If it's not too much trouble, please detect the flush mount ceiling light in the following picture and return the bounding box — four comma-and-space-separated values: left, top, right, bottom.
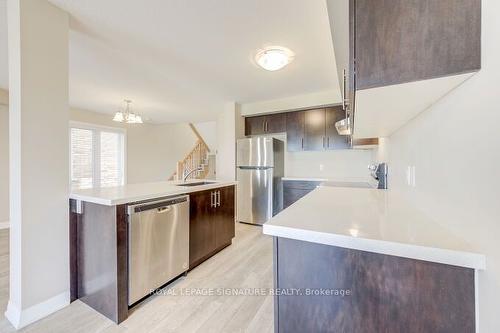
255, 47, 294, 71
113, 99, 143, 124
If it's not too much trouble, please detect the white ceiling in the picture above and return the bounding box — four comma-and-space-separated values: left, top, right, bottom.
0, 0, 339, 123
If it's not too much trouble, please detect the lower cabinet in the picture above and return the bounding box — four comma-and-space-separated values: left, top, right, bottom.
189, 185, 235, 268
283, 180, 321, 209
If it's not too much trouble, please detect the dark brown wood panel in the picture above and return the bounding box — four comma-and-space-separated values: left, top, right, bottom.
76, 201, 128, 323
265, 113, 286, 133
69, 199, 78, 302
245, 115, 266, 136
283, 180, 321, 190
275, 237, 475, 333
417, 0, 481, 80
283, 188, 315, 210
189, 189, 216, 268
304, 109, 326, 151
355, 0, 481, 90
215, 186, 235, 249
189, 186, 236, 269
326, 106, 350, 150
115, 204, 129, 323
286, 111, 305, 152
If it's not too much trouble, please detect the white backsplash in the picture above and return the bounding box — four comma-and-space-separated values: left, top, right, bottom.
286, 149, 373, 181
268, 133, 374, 181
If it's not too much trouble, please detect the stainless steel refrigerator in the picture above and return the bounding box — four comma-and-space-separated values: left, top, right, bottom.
236, 137, 284, 225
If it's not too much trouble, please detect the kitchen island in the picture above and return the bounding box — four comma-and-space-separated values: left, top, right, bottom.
69, 180, 236, 324
263, 186, 485, 333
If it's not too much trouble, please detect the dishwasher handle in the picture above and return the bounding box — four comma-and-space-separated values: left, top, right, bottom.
128, 195, 189, 215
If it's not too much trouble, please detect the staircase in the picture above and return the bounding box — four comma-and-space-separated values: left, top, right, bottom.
168, 124, 212, 181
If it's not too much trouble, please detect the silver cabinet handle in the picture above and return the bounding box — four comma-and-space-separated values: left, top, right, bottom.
301, 137, 304, 149
217, 191, 221, 207
210, 191, 215, 208
262, 120, 266, 132
327, 137, 330, 148
265, 121, 268, 132
323, 136, 325, 148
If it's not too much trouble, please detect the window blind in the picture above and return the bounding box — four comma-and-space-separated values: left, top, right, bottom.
70, 125, 125, 190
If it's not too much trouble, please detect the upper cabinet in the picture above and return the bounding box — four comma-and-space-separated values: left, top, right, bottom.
326, 0, 481, 138
245, 113, 286, 136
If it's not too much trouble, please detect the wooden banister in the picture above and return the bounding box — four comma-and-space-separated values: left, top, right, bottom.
188, 123, 210, 153
169, 138, 210, 181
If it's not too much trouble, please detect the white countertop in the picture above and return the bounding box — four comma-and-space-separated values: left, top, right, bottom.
282, 177, 376, 189
70, 180, 237, 206
263, 186, 485, 270
282, 177, 329, 182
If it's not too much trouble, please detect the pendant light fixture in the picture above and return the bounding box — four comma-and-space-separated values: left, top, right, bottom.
113, 99, 143, 124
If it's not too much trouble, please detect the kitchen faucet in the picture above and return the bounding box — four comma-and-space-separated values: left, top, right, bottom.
183, 166, 203, 182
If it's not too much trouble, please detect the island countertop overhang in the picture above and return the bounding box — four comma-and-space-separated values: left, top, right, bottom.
263, 186, 485, 270
70, 180, 237, 206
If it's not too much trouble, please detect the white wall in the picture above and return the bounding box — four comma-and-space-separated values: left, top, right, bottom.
286, 150, 372, 181
6, 0, 70, 328
216, 102, 244, 181
379, 1, 500, 331
126, 123, 197, 183
193, 121, 217, 152
240, 89, 341, 116
261, 133, 372, 181
0, 105, 8, 223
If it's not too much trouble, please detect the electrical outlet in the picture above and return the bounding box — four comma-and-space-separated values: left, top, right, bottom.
406, 166, 416, 187
411, 166, 416, 187
406, 166, 412, 186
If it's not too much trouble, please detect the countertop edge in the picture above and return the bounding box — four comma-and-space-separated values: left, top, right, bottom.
262, 224, 486, 270
70, 182, 237, 206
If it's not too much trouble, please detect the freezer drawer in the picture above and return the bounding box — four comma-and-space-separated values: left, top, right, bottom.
237, 168, 273, 225
128, 196, 189, 305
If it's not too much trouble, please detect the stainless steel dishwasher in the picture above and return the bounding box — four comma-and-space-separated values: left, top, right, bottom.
128, 195, 189, 305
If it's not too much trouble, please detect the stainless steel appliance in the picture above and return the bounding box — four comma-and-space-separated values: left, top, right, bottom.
128, 195, 189, 305
369, 163, 388, 189
237, 137, 284, 225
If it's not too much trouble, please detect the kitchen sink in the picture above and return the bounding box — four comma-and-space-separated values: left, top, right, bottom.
176, 181, 216, 187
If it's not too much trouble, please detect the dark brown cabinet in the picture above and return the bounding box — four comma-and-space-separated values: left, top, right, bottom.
283, 180, 321, 209
245, 115, 267, 136
325, 106, 349, 150
354, 0, 481, 90
215, 186, 235, 249
189, 185, 235, 269
304, 109, 326, 151
285, 111, 305, 152
245, 113, 286, 136
326, 0, 481, 138
284, 108, 349, 152
265, 113, 286, 133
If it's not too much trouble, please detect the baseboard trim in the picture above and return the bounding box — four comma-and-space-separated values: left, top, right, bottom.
0, 221, 9, 229
4, 291, 70, 329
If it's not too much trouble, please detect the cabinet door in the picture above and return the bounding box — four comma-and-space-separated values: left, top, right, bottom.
304, 109, 326, 151
189, 190, 216, 268
265, 113, 286, 133
286, 111, 305, 152
245, 116, 266, 136
215, 186, 235, 249
325, 107, 349, 150
355, 0, 480, 89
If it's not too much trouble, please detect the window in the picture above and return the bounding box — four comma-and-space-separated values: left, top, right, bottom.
70, 122, 125, 190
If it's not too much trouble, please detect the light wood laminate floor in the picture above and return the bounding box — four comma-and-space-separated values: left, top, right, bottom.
0, 223, 274, 333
